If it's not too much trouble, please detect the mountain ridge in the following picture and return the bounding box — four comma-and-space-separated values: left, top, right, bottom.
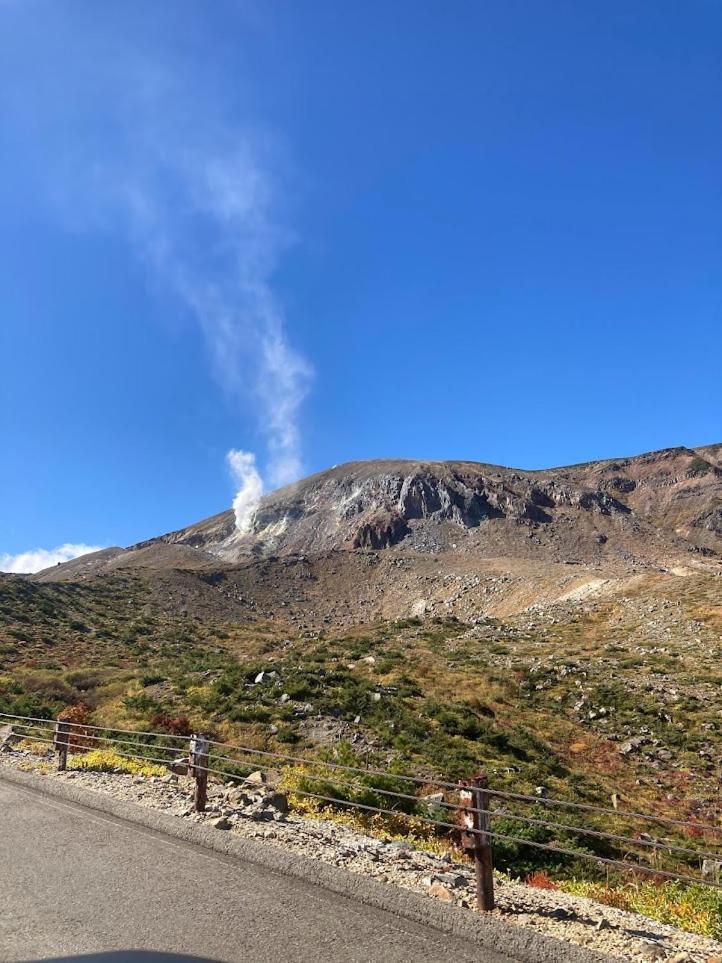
86, 443, 722, 560
28, 442, 722, 628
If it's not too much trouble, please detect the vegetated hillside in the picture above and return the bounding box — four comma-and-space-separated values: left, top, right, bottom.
2, 443, 720, 840
1, 565, 721, 823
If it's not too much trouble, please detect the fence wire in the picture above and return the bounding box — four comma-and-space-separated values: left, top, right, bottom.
1, 711, 720, 892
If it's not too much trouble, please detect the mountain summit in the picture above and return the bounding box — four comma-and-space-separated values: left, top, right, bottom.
32, 443, 722, 626
131, 443, 722, 561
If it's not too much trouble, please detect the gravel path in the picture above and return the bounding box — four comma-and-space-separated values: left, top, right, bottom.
2, 747, 720, 963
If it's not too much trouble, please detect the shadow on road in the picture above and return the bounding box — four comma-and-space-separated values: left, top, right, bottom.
25, 954, 223, 963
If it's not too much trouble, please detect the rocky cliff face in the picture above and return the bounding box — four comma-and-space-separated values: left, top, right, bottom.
31, 444, 722, 628
126, 444, 722, 568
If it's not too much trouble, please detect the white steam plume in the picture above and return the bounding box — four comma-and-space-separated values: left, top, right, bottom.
119, 133, 312, 526
227, 449, 264, 532
52, 67, 313, 531
0, 543, 103, 574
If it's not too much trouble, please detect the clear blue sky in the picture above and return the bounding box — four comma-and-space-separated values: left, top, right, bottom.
1, 0, 720, 566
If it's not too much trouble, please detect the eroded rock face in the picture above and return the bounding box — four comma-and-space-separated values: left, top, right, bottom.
352, 511, 410, 549
140, 448, 720, 564
38, 444, 722, 581
694, 507, 722, 534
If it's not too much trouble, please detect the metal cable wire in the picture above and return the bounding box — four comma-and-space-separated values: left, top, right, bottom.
2, 720, 54, 735
0, 713, 188, 742
484, 786, 722, 836
204, 737, 460, 790
0, 712, 57, 725
4, 712, 721, 839
67, 730, 182, 755
282, 787, 722, 891
206, 753, 721, 863
205, 737, 722, 836
5, 720, 181, 759
489, 807, 721, 863
6, 719, 721, 889
10, 733, 55, 747
30, 734, 719, 865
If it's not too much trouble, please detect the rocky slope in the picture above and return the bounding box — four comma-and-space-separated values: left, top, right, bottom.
134, 444, 722, 562
32, 444, 722, 626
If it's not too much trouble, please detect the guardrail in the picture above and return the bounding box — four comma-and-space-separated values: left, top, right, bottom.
1, 710, 720, 913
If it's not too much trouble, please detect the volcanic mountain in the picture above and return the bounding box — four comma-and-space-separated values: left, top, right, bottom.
32, 443, 722, 626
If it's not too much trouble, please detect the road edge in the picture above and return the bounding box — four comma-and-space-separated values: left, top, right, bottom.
1, 766, 615, 963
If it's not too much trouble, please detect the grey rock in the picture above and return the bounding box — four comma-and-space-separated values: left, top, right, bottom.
638, 944, 666, 961
262, 791, 289, 814
0, 725, 16, 751
430, 872, 467, 889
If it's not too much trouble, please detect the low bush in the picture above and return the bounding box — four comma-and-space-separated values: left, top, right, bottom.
69, 749, 166, 778
560, 879, 722, 940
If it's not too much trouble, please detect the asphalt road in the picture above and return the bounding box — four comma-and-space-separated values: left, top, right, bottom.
0, 779, 519, 963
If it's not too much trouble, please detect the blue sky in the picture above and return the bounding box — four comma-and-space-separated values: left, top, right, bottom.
1, 0, 720, 569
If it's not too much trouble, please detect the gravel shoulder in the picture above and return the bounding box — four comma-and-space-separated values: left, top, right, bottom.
1, 747, 721, 963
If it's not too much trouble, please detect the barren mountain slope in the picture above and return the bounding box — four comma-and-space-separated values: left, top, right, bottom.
130, 445, 722, 561
33, 444, 722, 625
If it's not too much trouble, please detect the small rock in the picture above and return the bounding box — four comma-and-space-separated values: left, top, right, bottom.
428, 881, 455, 903
262, 791, 289, 814
431, 872, 467, 889
639, 945, 666, 961
211, 816, 231, 830
245, 770, 267, 786
548, 907, 576, 921
251, 810, 276, 823
0, 725, 15, 751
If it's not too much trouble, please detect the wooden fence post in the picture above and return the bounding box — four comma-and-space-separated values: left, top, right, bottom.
189, 733, 210, 813
459, 772, 495, 911
54, 719, 70, 772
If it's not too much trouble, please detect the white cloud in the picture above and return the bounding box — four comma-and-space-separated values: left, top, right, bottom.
0, 543, 103, 574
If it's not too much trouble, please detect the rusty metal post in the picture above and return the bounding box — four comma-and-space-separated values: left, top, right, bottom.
459, 773, 495, 911
54, 719, 70, 771
473, 775, 495, 911
189, 733, 210, 813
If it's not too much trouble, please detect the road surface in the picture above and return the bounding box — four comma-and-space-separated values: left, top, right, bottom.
0, 779, 519, 963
